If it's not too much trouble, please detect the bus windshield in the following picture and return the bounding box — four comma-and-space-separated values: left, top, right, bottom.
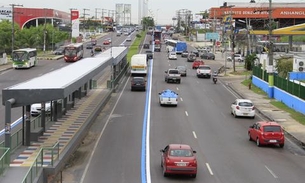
65, 48, 77, 56
12, 51, 28, 61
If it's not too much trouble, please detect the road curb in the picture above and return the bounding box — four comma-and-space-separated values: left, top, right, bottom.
224, 80, 305, 150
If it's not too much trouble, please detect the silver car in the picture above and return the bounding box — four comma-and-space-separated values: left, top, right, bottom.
176, 66, 187, 77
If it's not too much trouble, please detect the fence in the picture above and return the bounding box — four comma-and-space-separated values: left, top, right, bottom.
0, 147, 10, 176
107, 63, 129, 89
252, 66, 268, 82
21, 141, 60, 183
274, 75, 305, 100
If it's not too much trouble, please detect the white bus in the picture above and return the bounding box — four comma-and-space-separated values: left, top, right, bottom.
130, 54, 147, 76
165, 40, 187, 54
12, 48, 37, 69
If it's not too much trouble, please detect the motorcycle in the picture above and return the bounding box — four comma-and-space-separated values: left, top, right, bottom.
213, 77, 217, 84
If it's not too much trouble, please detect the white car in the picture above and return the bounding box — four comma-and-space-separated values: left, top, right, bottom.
159, 89, 178, 107
126, 36, 132, 42
168, 52, 177, 60
231, 99, 255, 118
227, 54, 244, 62
31, 102, 51, 116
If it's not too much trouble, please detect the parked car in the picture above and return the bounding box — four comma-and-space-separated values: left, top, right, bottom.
231, 99, 256, 118
227, 54, 244, 62
176, 65, 187, 76
248, 121, 285, 148
143, 44, 150, 49
31, 102, 51, 116
192, 60, 204, 69
160, 144, 197, 178
131, 77, 146, 91
201, 52, 215, 60
52, 46, 65, 55
187, 53, 196, 62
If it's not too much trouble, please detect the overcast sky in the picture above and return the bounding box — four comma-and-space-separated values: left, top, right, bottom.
0, 0, 298, 24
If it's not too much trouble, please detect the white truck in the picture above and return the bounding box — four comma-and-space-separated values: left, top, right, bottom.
130, 54, 147, 76
196, 65, 212, 78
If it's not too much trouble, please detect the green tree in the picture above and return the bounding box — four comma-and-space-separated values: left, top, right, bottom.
275, 58, 293, 78
141, 16, 154, 30
0, 20, 20, 53
245, 53, 258, 70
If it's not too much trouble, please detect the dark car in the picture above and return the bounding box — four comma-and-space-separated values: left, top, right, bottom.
191, 49, 199, 57
86, 43, 93, 49
201, 52, 215, 60
146, 50, 153, 60
143, 44, 150, 49
52, 46, 65, 55
94, 45, 103, 52
131, 77, 146, 91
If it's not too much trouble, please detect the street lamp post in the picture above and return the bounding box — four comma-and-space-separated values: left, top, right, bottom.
10, 4, 23, 56
43, 8, 47, 54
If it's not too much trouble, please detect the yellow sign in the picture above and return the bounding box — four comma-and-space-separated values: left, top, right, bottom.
132, 66, 145, 69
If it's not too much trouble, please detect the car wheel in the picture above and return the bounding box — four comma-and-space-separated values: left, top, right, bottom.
191, 174, 197, 178
248, 133, 252, 141
279, 144, 284, 148
256, 138, 261, 147
252, 115, 255, 119
162, 166, 168, 177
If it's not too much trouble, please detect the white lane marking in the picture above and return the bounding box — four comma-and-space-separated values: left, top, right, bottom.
206, 163, 214, 175
176, 87, 179, 91
265, 165, 278, 178
180, 97, 183, 102
192, 131, 197, 139
185, 111, 189, 116
79, 75, 130, 183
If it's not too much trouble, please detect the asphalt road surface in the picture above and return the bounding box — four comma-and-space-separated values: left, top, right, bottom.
79, 34, 305, 183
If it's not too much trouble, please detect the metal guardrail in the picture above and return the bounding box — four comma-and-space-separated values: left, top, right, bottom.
0, 114, 51, 152
0, 147, 10, 176
21, 141, 59, 183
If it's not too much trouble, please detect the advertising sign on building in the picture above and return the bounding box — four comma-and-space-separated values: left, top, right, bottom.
71, 10, 79, 38
0, 7, 12, 21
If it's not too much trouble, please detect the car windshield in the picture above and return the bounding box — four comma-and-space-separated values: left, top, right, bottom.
199, 66, 210, 70
170, 149, 193, 157
169, 70, 179, 74
239, 102, 253, 107
263, 126, 281, 132
133, 78, 144, 82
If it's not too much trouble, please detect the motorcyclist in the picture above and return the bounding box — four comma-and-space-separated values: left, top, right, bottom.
212, 71, 218, 83
91, 49, 94, 56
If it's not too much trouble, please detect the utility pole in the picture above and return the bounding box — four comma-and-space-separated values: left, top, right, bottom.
69, 8, 77, 43
43, 8, 47, 53
9, 4, 23, 56
102, 9, 107, 24
95, 8, 101, 20
267, 0, 274, 97
230, 7, 236, 72
82, 8, 90, 33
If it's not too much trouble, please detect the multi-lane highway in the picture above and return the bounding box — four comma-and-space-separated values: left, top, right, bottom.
0, 32, 135, 131
79, 34, 305, 183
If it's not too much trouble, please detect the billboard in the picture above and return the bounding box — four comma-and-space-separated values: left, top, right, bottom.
0, 7, 12, 21
71, 10, 79, 38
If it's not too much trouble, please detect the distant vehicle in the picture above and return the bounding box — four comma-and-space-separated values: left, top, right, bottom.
168, 52, 177, 60
166, 40, 187, 54
31, 102, 51, 116
126, 36, 132, 42
201, 52, 215, 60
187, 53, 196, 62
160, 144, 197, 177
196, 65, 212, 78
145, 50, 153, 60
12, 48, 37, 69
86, 43, 93, 49
176, 65, 187, 76
181, 50, 189, 57
103, 39, 111, 45
131, 77, 146, 91
94, 45, 103, 52
52, 46, 65, 55
192, 60, 204, 69
191, 49, 199, 57
158, 89, 179, 106
227, 54, 244, 62
248, 121, 284, 148
64, 43, 84, 62
165, 69, 181, 83
91, 38, 97, 46
116, 31, 122, 36
124, 32, 129, 36
130, 54, 147, 76
231, 99, 256, 118
143, 44, 150, 49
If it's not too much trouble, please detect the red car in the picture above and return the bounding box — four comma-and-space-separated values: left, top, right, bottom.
192, 60, 204, 69
160, 144, 197, 178
103, 39, 110, 45
248, 121, 285, 148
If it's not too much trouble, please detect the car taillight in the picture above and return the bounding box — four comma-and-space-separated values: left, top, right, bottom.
236, 106, 240, 110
